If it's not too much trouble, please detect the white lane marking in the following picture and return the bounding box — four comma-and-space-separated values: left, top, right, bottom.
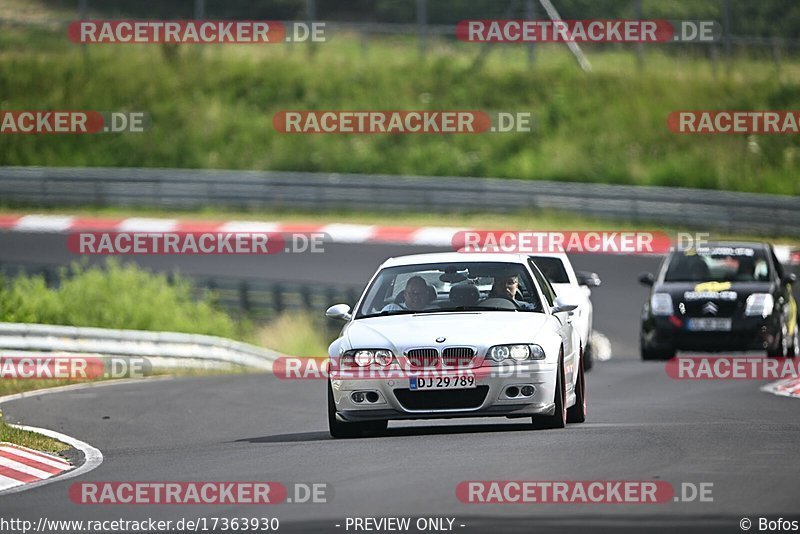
321, 223, 375, 243
14, 215, 75, 232
116, 217, 178, 232
0, 455, 53, 479
0, 473, 23, 491
0, 375, 174, 406
0, 446, 71, 469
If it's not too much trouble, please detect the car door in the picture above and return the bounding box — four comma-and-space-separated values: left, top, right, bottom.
528, 259, 577, 388
769, 246, 796, 333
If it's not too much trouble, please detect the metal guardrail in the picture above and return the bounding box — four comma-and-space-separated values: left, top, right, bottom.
0, 322, 281, 370
0, 166, 798, 236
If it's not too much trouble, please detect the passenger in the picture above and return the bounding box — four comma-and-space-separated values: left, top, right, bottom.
382, 276, 431, 312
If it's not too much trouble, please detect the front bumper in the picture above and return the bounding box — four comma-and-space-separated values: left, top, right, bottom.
330, 362, 558, 423
643, 315, 781, 352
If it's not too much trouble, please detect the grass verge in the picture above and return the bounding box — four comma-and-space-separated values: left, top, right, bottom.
0, 414, 69, 454
254, 311, 330, 358
1, 22, 800, 195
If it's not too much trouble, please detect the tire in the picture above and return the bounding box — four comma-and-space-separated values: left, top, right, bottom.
640, 331, 675, 361
532, 350, 567, 430
327, 382, 388, 439
767, 325, 789, 358
583, 341, 594, 371
566, 350, 586, 424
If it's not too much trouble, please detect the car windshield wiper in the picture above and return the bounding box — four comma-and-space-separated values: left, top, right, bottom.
358, 309, 421, 319
430, 306, 517, 313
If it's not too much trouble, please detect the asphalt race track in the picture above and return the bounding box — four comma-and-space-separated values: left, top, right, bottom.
1, 231, 799, 533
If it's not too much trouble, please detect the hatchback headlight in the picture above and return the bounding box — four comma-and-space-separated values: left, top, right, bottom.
488, 344, 545, 362
650, 293, 674, 316
745, 293, 774, 318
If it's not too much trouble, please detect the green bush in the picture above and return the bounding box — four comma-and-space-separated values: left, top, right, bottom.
0, 260, 242, 338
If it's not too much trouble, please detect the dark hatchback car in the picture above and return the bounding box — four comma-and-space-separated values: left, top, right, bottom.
638, 242, 798, 360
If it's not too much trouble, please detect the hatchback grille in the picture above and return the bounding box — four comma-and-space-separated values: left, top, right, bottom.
442, 347, 475, 368
681, 299, 739, 318
407, 349, 438, 368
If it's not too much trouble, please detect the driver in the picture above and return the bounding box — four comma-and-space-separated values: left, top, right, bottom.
382, 276, 431, 312
487, 275, 538, 311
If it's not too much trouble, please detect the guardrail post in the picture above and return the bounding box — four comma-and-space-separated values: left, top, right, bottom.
273, 284, 284, 314
239, 281, 251, 313
301, 286, 313, 310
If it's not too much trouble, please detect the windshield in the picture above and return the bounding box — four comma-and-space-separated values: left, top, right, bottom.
356, 261, 543, 318
663, 246, 771, 283
530, 256, 570, 284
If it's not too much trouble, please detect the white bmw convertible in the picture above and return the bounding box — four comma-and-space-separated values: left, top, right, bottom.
325, 252, 586, 438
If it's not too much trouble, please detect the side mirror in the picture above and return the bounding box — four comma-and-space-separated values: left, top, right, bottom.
325, 304, 352, 322
551, 296, 579, 314
781, 273, 797, 285
638, 272, 655, 287
576, 271, 601, 287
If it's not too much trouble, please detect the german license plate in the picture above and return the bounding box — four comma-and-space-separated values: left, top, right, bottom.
686, 318, 732, 331
409, 374, 476, 390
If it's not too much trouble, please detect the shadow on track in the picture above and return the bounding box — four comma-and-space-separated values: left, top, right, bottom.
234, 421, 550, 444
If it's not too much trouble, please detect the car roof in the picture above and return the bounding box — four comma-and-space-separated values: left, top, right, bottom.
674, 241, 770, 252
527, 252, 570, 260
380, 252, 531, 268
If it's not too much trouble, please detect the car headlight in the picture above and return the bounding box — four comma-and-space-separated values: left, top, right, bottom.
353, 350, 373, 367
344, 349, 395, 368
374, 350, 394, 367
745, 293, 774, 318
488, 344, 546, 362
650, 293, 674, 316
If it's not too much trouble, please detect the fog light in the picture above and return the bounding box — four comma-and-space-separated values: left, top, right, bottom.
520, 385, 534, 397
351, 392, 366, 403
506, 386, 519, 398
365, 391, 379, 403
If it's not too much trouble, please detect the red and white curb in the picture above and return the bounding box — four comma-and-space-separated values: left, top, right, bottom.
0, 443, 73, 491
1, 213, 796, 260
761, 377, 800, 399
0, 425, 103, 497
0, 383, 109, 496
0, 214, 465, 247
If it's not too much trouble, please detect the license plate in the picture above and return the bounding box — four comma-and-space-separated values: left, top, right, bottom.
409, 374, 476, 390
686, 318, 732, 331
